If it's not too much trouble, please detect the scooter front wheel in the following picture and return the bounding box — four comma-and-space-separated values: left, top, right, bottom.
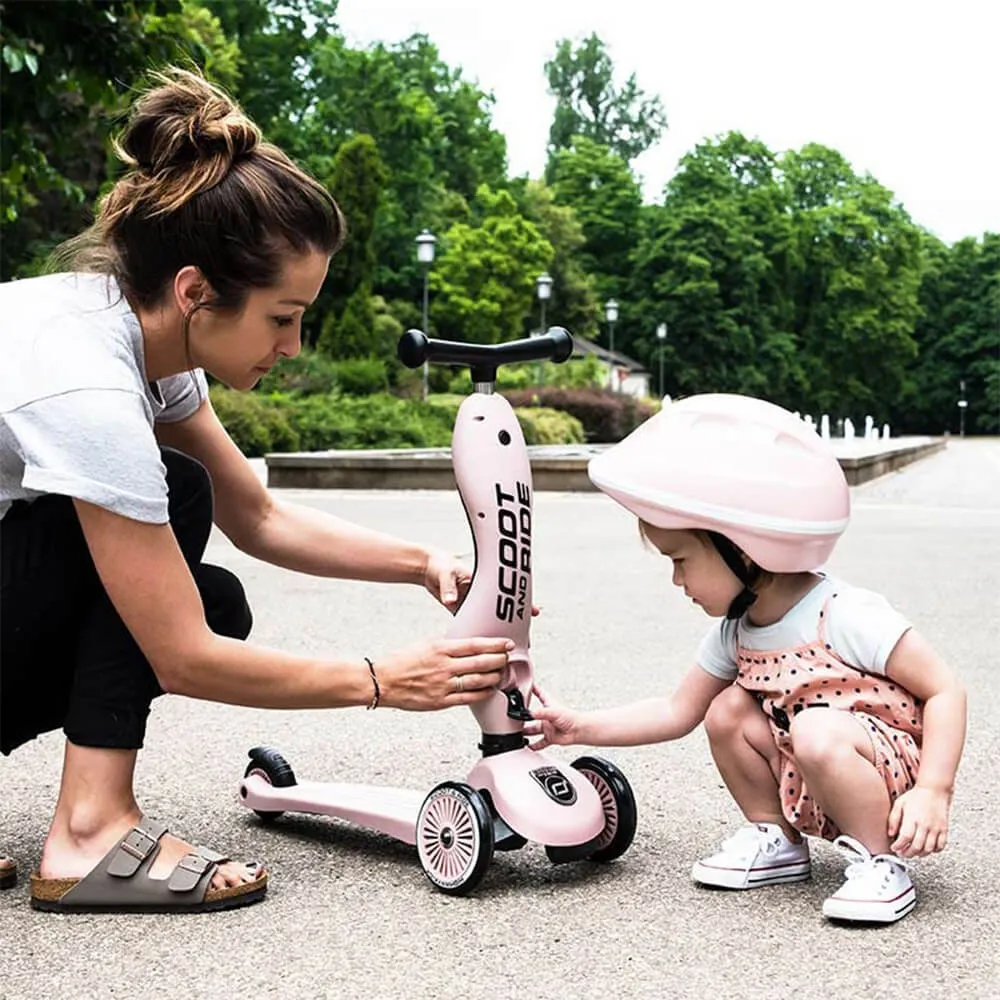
416, 782, 495, 896
570, 755, 637, 863
243, 746, 297, 823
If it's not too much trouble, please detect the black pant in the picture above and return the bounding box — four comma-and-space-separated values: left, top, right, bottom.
0, 448, 252, 755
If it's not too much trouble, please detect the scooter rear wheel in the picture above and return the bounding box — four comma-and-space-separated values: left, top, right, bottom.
570, 755, 637, 863
416, 782, 495, 896
243, 746, 297, 823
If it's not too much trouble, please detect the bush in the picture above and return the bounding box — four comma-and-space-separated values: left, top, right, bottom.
502, 388, 656, 442
515, 406, 586, 445
255, 351, 339, 396
283, 393, 454, 451
333, 357, 389, 396
209, 385, 300, 457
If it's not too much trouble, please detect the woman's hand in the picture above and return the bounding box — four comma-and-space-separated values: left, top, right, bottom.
376, 636, 512, 711
421, 547, 540, 616
422, 548, 472, 613
888, 785, 952, 857
522, 684, 590, 750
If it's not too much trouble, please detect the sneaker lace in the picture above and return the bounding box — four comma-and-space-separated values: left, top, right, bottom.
832, 835, 913, 880
720, 824, 781, 876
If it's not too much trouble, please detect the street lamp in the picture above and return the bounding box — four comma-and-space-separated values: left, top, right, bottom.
605, 298, 619, 391
535, 272, 553, 333
415, 228, 437, 399
656, 322, 668, 399
532, 273, 553, 386
958, 379, 968, 438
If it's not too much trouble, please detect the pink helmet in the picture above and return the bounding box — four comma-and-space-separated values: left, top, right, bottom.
588, 393, 850, 573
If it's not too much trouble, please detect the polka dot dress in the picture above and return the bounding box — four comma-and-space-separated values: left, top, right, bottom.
735, 594, 922, 840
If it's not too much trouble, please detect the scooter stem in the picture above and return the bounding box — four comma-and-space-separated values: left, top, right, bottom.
446, 389, 535, 742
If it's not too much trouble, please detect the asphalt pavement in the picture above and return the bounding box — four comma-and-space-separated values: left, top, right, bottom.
2, 438, 998, 1000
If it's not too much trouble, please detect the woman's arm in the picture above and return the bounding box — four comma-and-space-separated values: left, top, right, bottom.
73, 499, 508, 710
155, 399, 442, 587
526, 666, 732, 749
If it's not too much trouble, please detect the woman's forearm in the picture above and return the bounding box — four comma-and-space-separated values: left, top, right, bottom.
239, 497, 428, 584
166, 634, 372, 709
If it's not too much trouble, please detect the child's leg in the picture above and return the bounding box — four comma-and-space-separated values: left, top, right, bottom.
704, 685, 801, 843
788, 709, 891, 853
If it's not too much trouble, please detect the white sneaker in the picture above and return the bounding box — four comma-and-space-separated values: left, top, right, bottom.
822, 836, 916, 924
692, 823, 811, 889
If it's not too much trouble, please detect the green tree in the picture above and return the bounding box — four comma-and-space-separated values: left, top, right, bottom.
545, 33, 667, 166
432, 187, 553, 344
517, 179, 600, 339
311, 133, 387, 352
782, 144, 924, 421
901, 232, 1000, 434
549, 136, 642, 298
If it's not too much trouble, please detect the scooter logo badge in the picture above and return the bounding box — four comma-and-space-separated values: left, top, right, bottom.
494, 480, 531, 624
530, 766, 577, 806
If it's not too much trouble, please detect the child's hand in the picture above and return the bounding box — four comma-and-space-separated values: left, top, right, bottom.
523, 683, 588, 750
888, 786, 952, 857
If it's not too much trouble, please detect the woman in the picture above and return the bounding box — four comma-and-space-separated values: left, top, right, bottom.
0, 68, 510, 913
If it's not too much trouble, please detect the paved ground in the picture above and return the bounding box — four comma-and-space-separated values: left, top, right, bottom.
2, 439, 998, 1000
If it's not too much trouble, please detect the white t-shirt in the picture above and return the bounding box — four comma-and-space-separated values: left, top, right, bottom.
697, 575, 911, 681
0, 272, 208, 523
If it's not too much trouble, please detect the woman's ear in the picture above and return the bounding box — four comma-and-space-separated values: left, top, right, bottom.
173, 266, 210, 316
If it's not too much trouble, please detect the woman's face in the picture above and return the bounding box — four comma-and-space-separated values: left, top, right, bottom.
189, 250, 329, 390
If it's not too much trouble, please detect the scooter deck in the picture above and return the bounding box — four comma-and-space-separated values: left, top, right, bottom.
241, 775, 423, 845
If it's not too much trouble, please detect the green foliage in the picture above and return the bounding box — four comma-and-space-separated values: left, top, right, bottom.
285, 393, 454, 450
2, 13, 994, 437
0, 0, 234, 279
209, 384, 300, 455
549, 137, 642, 296
515, 406, 586, 445
545, 34, 667, 166
432, 187, 554, 343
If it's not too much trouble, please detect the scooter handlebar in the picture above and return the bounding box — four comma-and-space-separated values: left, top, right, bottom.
398, 328, 574, 376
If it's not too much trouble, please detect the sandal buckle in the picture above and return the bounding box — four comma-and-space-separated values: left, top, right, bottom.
120, 827, 158, 862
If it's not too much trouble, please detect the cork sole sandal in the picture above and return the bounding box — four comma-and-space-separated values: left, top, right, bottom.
0, 857, 16, 890
29, 816, 267, 914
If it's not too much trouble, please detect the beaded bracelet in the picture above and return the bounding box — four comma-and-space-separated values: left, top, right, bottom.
364, 656, 380, 710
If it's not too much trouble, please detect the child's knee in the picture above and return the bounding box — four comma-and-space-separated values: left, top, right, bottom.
789, 709, 865, 769
704, 685, 761, 740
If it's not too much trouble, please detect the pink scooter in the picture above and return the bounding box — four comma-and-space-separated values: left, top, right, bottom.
238, 329, 637, 895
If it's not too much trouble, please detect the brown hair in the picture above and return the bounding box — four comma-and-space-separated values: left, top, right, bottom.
50, 67, 345, 316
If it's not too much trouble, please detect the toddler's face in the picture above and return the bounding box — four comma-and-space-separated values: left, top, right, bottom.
642, 525, 743, 618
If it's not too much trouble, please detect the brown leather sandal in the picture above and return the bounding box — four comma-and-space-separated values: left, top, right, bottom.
29, 815, 267, 913
0, 856, 16, 890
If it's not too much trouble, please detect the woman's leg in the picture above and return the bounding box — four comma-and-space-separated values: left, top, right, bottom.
704, 685, 802, 843
788, 709, 891, 852
4, 450, 257, 888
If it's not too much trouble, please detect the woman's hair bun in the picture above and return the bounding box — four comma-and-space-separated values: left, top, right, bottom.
116, 67, 260, 176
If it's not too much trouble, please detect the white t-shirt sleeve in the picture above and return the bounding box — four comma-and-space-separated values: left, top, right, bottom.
697, 619, 739, 680
156, 370, 208, 423
826, 587, 911, 675
6, 388, 169, 523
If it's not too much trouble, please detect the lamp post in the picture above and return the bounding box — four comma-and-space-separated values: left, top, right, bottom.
533, 272, 553, 386
415, 228, 437, 400
656, 322, 668, 399
605, 297, 619, 391
958, 379, 968, 438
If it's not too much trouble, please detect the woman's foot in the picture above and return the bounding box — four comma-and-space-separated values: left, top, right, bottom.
40, 809, 262, 891
0, 856, 17, 889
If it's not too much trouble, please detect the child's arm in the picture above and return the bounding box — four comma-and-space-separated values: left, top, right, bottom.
524, 666, 732, 749
883, 628, 967, 857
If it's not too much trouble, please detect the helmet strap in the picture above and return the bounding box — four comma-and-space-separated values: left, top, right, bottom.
706, 532, 761, 620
